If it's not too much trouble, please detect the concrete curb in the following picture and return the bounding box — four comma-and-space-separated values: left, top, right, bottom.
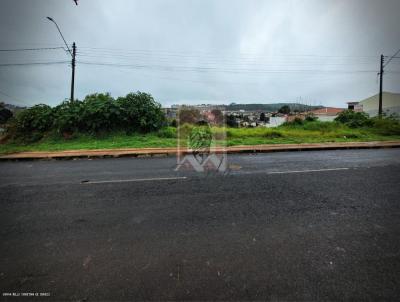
1, 141, 400, 160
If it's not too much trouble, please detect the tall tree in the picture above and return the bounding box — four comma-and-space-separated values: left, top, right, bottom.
278, 105, 290, 114
0, 103, 13, 124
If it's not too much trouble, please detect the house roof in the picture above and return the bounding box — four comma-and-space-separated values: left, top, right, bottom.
310, 107, 344, 116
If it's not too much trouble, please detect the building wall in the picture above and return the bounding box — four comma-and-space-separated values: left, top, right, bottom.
316, 115, 337, 122
266, 116, 286, 127
359, 92, 400, 117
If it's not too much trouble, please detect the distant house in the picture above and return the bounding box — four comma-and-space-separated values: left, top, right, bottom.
162, 107, 178, 119
346, 101, 363, 112
265, 116, 286, 127
309, 107, 344, 122
355, 92, 400, 117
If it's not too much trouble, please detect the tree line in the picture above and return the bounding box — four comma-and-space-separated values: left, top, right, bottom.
2, 92, 165, 142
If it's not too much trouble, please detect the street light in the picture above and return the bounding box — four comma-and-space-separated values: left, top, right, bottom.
46, 17, 76, 102
46, 17, 72, 56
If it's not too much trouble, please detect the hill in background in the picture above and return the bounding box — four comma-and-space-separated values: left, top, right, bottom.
225, 103, 323, 112
0, 103, 26, 112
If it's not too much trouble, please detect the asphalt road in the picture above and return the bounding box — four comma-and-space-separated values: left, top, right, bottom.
1, 149, 400, 301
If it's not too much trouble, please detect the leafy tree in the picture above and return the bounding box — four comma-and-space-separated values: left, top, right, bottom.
278, 105, 291, 114
210, 109, 224, 125
259, 112, 266, 122
178, 108, 201, 124
0, 103, 13, 124
226, 114, 237, 127
170, 119, 177, 127
117, 91, 164, 132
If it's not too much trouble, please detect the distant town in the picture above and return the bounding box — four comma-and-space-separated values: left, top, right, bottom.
163, 91, 400, 127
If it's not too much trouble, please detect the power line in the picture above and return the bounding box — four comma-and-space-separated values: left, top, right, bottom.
76, 48, 379, 68
383, 48, 400, 68
0, 90, 30, 106
76, 52, 378, 67
76, 50, 378, 66
0, 45, 382, 63
78, 46, 378, 59
0, 61, 69, 67
75, 48, 380, 73
0, 47, 65, 52
78, 60, 392, 74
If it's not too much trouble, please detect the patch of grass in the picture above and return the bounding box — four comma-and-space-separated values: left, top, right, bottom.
0, 131, 176, 154
1, 122, 400, 155
227, 127, 282, 138
224, 122, 400, 146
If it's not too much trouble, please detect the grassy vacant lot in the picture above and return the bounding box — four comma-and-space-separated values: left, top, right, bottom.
1, 121, 399, 155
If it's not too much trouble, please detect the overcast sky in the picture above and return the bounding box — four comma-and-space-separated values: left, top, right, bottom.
0, 0, 399, 107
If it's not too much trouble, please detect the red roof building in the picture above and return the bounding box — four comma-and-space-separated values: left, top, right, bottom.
310, 107, 344, 116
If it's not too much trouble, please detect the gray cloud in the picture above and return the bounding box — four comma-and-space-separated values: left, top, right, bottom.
0, 0, 399, 107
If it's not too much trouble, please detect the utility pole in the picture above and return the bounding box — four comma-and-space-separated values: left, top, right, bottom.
71, 42, 76, 102
378, 54, 384, 117
378, 48, 400, 118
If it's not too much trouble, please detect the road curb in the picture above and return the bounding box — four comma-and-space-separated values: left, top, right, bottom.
1, 141, 400, 161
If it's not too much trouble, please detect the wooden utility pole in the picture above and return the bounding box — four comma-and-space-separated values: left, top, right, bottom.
378, 48, 400, 117
378, 54, 384, 117
71, 42, 76, 102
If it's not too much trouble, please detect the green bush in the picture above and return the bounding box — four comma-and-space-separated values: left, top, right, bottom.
370, 116, 400, 135
11, 104, 53, 141
53, 100, 84, 134
305, 114, 317, 122
117, 92, 164, 132
169, 119, 177, 127
262, 130, 283, 138
6, 91, 166, 141
188, 125, 212, 151
157, 127, 177, 138
282, 117, 304, 127
80, 93, 121, 133
226, 114, 238, 128
335, 110, 372, 128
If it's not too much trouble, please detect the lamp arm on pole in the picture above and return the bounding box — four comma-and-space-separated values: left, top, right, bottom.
46, 17, 72, 56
